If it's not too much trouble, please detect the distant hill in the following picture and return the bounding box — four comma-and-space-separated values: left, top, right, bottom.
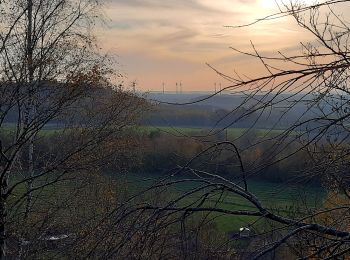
144, 92, 336, 130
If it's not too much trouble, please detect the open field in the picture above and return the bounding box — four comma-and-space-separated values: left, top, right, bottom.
3, 123, 317, 234
0, 123, 64, 137
1, 123, 295, 139
137, 125, 294, 139
123, 173, 325, 233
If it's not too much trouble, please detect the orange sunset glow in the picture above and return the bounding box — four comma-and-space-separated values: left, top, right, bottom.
97, 0, 324, 91
2, 1, 350, 258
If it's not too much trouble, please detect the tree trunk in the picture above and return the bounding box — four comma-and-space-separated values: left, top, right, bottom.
24, 0, 34, 220
24, 138, 34, 220
0, 172, 8, 259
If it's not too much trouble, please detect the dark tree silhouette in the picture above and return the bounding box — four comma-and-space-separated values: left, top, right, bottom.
110, 1, 350, 258
0, 0, 147, 258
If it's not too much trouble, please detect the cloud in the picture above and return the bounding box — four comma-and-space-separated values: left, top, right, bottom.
237, 0, 257, 3
107, 0, 229, 14
158, 28, 199, 43
100, 0, 315, 90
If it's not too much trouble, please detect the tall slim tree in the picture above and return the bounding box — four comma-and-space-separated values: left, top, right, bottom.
0, 0, 146, 258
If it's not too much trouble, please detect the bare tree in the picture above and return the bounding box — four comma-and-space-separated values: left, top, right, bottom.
110, 1, 350, 259
0, 0, 147, 258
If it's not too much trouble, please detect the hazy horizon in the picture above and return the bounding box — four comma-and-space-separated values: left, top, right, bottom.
98, 0, 310, 91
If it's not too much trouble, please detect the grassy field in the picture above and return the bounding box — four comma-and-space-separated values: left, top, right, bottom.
3, 123, 315, 234
1, 122, 292, 140
122, 173, 325, 233
11, 171, 325, 236
0, 122, 64, 137
138, 125, 294, 139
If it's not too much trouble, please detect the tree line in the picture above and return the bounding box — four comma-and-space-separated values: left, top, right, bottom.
2, 0, 350, 259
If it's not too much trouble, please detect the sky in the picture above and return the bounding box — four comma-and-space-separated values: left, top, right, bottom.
96, 0, 342, 91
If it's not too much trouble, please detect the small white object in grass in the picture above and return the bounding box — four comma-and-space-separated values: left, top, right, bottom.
239, 227, 250, 237
44, 234, 69, 241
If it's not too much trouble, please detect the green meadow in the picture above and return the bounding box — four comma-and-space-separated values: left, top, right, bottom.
1, 123, 293, 139
123, 172, 325, 233
138, 125, 296, 139
4, 123, 318, 234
